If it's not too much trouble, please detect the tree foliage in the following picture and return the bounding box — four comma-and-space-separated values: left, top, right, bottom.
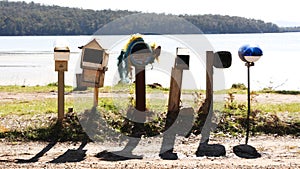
0, 1, 281, 35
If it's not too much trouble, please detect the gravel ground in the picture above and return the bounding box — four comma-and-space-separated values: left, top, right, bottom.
0, 135, 299, 168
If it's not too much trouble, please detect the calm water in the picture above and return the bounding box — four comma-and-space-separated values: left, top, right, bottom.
0, 33, 300, 90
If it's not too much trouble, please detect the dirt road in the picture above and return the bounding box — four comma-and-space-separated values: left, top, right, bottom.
0, 134, 299, 168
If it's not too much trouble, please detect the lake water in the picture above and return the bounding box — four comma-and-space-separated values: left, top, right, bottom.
0, 33, 300, 91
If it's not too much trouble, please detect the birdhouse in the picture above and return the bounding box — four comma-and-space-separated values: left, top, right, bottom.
175, 47, 190, 70
79, 38, 109, 88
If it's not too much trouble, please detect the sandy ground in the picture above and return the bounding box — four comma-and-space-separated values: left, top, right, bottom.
0, 135, 299, 168
0, 91, 300, 168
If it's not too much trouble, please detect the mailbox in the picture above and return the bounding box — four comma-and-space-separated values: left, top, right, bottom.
238, 45, 263, 63
175, 47, 190, 70
213, 51, 232, 68
79, 38, 109, 88
129, 41, 155, 67
54, 40, 70, 71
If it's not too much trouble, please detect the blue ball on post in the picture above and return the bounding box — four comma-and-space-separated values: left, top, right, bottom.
238, 44, 263, 63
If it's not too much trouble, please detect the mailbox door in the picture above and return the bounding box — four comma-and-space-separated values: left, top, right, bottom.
55, 61, 68, 71
81, 69, 105, 88
175, 55, 190, 70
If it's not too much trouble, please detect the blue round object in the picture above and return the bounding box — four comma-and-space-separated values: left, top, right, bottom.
238, 45, 263, 62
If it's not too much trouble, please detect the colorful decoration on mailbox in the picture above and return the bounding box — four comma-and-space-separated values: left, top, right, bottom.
117, 34, 161, 83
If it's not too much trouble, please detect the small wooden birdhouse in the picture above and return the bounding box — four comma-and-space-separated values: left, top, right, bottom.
79, 38, 109, 88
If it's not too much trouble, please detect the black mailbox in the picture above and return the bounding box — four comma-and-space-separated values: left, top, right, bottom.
213, 51, 232, 68
175, 47, 190, 70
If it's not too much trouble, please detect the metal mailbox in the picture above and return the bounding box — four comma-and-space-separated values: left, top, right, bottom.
175, 47, 190, 70
213, 51, 232, 68
129, 41, 155, 67
238, 45, 263, 63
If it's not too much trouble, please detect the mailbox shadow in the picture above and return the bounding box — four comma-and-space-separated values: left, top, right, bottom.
95, 134, 143, 161
16, 140, 58, 163
16, 121, 61, 163
50, 140, 88, 163
16, 137, 89, 163
96, 107, 144, 161
159, 108, 195, 160
233, 144, 261, 159
195, 102, 226, 157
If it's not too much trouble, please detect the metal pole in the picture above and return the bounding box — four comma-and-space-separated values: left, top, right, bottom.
58, 70, 64, 123
245, 62, 252, 145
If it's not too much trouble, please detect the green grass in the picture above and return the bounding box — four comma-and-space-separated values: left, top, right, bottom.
0, 98, 74, 116
1, 83, 299, 96
253, 102, 300, 113
0, 84, 73, 93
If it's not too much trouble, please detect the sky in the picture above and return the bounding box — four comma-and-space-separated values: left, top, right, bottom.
10, 0, 300, 27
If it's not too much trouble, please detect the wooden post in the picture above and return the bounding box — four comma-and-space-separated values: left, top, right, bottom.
198, 51, 214, 143
94, 87, 99, 107
205, 51, 214, 114
135, 67, 146, 112
58, 70, 65, 123
165, 67, 183, 129
168, 67, 183, 113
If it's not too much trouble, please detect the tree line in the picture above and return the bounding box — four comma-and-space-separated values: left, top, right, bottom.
0, 1, 283, 36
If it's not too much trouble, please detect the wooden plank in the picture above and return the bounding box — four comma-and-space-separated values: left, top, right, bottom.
55, 61, 68, 71
168, 67, 183, 112
94, 87, 99, 107
57, 71, 65, 123
205, 51, 214, 114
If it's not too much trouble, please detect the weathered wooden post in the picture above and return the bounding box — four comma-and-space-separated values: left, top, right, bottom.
54, 40, 70, 123
115, 38, 158, 159
135, 67, 146, 112
166, 47, 190, 128
196, 50, 232, 157
205, 51, 214, 114
159, 47, 190, 160
79, 38, 109, 107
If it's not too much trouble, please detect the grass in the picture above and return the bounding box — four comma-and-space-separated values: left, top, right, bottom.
0, 84, 299, 141
0, 84, 73, 93
0, 98, 74, 116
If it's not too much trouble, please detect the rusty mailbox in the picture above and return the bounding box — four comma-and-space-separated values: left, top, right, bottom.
79, 38, 109, 88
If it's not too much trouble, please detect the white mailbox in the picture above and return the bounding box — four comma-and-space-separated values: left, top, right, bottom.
54, 39, 70, 72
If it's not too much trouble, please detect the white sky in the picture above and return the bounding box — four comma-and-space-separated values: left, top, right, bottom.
10, 0, 300, 26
